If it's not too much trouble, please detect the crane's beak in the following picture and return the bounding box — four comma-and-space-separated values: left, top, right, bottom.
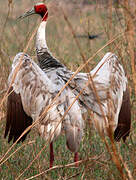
17, 7, 35, 19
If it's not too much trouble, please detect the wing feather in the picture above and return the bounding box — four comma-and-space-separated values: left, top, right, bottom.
4, 87, 33, 143
114, 87, 131, 142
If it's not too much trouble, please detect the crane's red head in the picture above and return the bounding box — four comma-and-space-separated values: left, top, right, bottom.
34, 3, 48, 21
18, 3, 48, 21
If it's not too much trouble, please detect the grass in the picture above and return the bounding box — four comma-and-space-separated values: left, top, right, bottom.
0, 0, 136, 179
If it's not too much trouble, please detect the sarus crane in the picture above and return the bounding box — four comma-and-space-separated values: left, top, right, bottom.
4, 3, 131, 168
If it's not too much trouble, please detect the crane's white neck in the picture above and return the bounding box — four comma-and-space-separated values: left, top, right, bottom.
36, 21, 48, 52
35, 20, 63, 70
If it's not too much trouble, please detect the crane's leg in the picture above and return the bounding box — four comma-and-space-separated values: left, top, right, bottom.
50, 142, 54, 168
74, 152, 79, 167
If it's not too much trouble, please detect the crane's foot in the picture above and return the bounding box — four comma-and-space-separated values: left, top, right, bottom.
74, 152, 79, 167
50, 142, 54, 168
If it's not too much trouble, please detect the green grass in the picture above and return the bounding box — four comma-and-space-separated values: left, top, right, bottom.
0, 1, 136, 179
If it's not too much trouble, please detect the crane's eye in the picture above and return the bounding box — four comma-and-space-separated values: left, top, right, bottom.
37, 7, 42, 12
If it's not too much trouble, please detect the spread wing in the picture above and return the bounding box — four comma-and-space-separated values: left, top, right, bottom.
58, 52, 131, 141
4, 52, 63, 143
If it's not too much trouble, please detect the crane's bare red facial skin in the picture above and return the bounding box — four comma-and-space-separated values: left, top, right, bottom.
34, 4, 48, 21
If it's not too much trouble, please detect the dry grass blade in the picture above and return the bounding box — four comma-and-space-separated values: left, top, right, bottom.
123, 1, 136, 95
25, 154, 103, 180
0, 24, 39, 110
0, 0, 12, 40
119, 153, 134, 180
1, 141, 35, 166
61, 8, 88, 72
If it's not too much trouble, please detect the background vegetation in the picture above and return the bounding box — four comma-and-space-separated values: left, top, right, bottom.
0, 0, 136, 179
